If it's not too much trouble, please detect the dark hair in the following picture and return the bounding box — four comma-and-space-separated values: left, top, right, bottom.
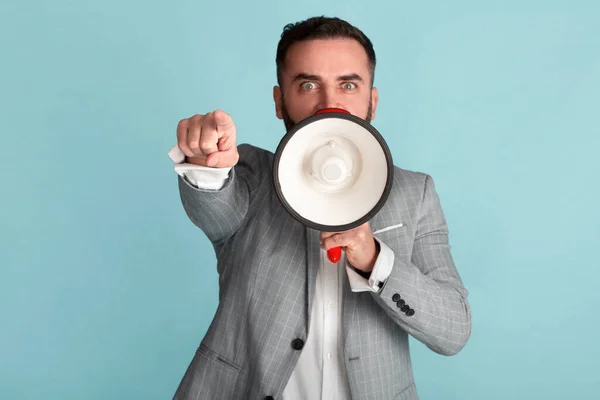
275, 16, 376, 87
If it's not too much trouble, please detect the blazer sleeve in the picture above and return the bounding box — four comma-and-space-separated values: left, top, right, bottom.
176, 143, 267, 251
370, 174, 472, 356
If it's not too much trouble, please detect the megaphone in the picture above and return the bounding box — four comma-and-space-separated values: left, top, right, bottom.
273, 108, 394, 263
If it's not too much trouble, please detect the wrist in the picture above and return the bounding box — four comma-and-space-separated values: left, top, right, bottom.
368, 238, 381, 270
185, 155, 207, 166
355, 238, 380, 274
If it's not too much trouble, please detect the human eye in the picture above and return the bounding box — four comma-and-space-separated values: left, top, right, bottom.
300, 82, 317, 90
341, 82, 357, 90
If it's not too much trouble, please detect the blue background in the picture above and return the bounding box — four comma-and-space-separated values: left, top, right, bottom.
2, 1, 599, 399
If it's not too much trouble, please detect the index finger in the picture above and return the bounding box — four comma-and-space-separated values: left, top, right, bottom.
176, 119, 194, 158
213, 110, 236, 137
320, 231, 339, 241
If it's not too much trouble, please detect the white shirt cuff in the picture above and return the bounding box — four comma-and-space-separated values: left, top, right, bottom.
346, 237, 394, 293
168, 145, 231, 189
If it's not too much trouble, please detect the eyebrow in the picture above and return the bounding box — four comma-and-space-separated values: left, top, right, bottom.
292, 73, 364, 82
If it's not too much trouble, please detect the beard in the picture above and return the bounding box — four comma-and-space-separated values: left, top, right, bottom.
280, 97, 373, 131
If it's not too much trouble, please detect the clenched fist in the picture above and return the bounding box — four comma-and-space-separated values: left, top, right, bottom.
320, 222, 380, 272
177, 110, 239, 168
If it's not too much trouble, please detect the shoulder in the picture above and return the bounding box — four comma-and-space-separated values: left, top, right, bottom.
237, 143, 272, 157
390, 165, 431, 194
235, 143, 274, 172
237, 143, 273, 160
387, 165, 444, 210
383, 164, 451, 233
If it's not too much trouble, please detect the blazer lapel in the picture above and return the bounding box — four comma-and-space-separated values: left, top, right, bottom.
342, 262, 359, 348
305, 227, 321, 334
305, 227, 358, 351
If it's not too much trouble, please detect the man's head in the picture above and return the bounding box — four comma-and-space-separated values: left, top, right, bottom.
273, 16, 378, 130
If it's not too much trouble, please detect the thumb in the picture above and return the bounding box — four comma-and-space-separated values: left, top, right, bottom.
205, 147, 239, 168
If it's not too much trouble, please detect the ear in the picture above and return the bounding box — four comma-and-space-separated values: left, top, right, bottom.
273, 86, 283, 119
370, 87, 379, 120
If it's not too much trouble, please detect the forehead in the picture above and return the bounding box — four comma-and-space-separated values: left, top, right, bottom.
282, 38, 370, 77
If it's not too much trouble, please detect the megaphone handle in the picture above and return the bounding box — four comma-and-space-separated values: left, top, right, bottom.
327, 246, 342, 263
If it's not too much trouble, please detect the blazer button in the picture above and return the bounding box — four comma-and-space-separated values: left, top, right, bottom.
264, 396, 274, 400
392, 293, 401, 302
406, 308, 415, 316
291, 338, 304, 350
396, 299, 405, 307
400, 304, 410, 313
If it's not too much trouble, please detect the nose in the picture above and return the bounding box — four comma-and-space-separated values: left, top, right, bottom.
317, 88, 344, 112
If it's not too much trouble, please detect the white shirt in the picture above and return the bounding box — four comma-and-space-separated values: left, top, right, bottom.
168, 146, 394, 399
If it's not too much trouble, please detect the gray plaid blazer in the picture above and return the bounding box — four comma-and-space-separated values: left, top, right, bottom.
173, 143, 471, 400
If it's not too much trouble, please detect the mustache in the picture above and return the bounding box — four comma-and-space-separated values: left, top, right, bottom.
280, 100, 373, 131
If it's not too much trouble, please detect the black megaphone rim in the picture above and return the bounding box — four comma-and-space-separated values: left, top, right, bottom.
272, 111, 394, 232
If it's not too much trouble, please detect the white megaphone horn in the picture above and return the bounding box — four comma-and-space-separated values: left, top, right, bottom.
272, 108, 394, 263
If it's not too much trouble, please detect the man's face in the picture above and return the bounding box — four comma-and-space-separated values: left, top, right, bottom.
273, 38, 378, 130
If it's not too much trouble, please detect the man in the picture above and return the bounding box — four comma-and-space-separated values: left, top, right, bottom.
168, 16, 471, 400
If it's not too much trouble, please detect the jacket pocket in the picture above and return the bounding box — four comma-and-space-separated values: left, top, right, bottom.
174, 345, 244, 400
197, 344, 242, 373
394, 382, 417, 399
373, 222, 406, 236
